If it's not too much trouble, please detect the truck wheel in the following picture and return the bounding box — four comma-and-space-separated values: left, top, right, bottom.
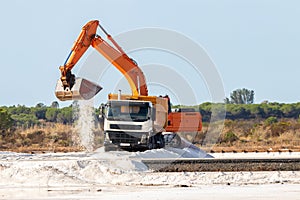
148, 133, 165, 149
157, 133, 165, 148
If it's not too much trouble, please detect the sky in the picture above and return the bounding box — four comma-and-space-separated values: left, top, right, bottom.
1, 0, 300, 107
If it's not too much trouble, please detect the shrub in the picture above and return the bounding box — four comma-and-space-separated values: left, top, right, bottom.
265, 116, 278, 125
27, 130, 45, 144
270, 122, 290, 137
220, 131, 239, 144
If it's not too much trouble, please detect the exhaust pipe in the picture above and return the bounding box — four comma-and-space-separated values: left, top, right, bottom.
118, 89, 121, 100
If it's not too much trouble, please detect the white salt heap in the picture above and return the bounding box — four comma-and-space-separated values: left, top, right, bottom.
0, 150, 300, 199
1, 149, 300, 188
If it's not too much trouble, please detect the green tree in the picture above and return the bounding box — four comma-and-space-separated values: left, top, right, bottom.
0, 108, 13, 131
32, 107, 47, 120
11, 113, 39, 127
227, 88, 254, 104
57, 107, 73, 124
45, 108, 59, 122
225, 104, 251, 119
51, 101, 59, 108
261, 102, 283, 118
199, 102, 212, 122
280, 103, 298, 118
8, 105, 31, 115
35, 103, 46, 108
248, 104, 265, 118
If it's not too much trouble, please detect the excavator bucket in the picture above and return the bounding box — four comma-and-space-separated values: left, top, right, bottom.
55, 78, 102, 101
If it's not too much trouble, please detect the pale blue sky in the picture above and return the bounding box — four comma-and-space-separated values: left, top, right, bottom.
1, 0, 300, 106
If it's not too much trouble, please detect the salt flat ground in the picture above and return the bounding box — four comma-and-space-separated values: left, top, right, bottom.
1, 147, 300, 200
2, 184, 300, 200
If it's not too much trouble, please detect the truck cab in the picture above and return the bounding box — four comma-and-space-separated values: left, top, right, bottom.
100, 100, 160, 151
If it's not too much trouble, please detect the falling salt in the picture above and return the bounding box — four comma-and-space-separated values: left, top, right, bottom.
74, 100, 95, 152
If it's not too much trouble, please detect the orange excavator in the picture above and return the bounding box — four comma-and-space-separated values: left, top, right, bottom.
55, 20, 202, 151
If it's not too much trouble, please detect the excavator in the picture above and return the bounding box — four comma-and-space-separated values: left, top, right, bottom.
55, 20, 202, 151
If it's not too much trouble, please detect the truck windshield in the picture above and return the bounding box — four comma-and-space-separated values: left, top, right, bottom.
107, 102, 149, 122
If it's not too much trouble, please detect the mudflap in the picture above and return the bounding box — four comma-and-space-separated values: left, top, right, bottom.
55, 78, 102, 101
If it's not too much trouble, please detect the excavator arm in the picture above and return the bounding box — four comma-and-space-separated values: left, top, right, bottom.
56, 20, 148, 101
59, 20, 98, 89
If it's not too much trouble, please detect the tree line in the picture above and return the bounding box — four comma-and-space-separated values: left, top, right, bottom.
2, 101, 300, 132
198, 102, 300, 122
0, 101, 83, 131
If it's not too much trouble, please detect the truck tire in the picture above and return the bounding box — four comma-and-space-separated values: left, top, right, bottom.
148, 133, 165, 149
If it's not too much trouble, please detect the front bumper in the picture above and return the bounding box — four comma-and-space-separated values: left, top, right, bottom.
104, 131, 150, 149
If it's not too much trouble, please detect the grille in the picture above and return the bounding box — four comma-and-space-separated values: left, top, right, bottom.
110, 124, 142, 130
107, 131, 144, 144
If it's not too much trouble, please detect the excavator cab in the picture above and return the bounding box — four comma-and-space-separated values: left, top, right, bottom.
55, 77, 102, 101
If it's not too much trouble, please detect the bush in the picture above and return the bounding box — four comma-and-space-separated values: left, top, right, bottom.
219, 131, 239, 144
270, 122, 290, 137
27, 130, 45, 144
265, 116, 278, 125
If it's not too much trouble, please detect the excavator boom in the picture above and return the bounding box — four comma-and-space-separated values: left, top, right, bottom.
55, 20, 148, 101
91, 36, 148, 97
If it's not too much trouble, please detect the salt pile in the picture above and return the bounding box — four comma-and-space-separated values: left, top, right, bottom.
0, 146, 209, 188
1, 146, 300, 189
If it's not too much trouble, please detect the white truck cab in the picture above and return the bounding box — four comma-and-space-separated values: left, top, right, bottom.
100, 100, 164, 151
